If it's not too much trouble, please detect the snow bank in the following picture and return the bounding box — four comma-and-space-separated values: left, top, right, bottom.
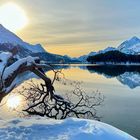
0, 117, 137, 140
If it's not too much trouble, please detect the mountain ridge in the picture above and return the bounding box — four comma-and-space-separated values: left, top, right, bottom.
1, 24, 139, 64
0, 24, 45, 53
0, 24, 79, 63
78, 36, 140, 62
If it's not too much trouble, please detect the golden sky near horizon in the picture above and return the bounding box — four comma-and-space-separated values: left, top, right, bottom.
0, 0, 140, 57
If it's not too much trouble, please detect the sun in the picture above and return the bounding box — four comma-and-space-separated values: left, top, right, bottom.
0, 2, 28, 32
7, 95, 21, 109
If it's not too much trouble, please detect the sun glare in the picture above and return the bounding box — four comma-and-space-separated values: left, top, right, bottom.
7, 95, 21, 109
0, 2, 28, 32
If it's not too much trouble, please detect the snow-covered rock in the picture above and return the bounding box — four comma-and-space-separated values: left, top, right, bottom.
0, 117, 137, 140
0, 24, 45, 53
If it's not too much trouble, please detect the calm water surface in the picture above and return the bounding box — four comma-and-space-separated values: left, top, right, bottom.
0, 64, 140, 139
50, 64, 140, 139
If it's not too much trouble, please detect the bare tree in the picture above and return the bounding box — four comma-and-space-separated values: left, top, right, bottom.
0, 52, 55, 103
19, 74, 104, 120
0, 52, 104, 120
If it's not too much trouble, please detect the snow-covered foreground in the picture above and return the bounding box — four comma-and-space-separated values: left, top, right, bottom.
0, 117, 137, 140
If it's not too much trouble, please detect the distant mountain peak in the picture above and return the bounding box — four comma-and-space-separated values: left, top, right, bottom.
121, 36, 140, 46
117, 36, 140, 54
0, 24, 4, 28
119, 36, 140, 46
79, 36, 140, 62
0, 24, 77, 63
0, 24, 12, 33
0, 24, 6, 28
0, 24, 45, 53
0, 24, 24, 45
129, 36, 140, 42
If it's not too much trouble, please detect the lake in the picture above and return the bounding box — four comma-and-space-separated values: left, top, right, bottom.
0, 64, 140, 139
49, 64, 140, 139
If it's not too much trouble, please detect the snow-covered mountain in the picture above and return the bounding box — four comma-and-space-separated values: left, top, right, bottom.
0, 24, 78, 63
79, 36, 140, 62
74, 52, 95, 63
0, 24, 45, 53
118, 36, 140, 54
96, 47, 117, 55
78, 47, 117, 62
2, 23, 140, 63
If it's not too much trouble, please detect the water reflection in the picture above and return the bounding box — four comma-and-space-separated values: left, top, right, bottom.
53, 64, 140, 89
86, 65, 140, 89
0, 64, 140, 139
7, 95, 21, 109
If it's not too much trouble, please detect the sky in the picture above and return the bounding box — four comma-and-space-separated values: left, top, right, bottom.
1, 0, 140, 57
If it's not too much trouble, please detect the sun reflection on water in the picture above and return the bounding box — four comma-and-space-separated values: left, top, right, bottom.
7, 95, 21, 109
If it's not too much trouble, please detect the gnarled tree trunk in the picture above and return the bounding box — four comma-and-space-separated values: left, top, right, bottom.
0, 53, 54, 103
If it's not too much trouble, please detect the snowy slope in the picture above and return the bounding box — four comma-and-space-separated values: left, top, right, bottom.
0, 117, 137, 140
96, 47, 117, 55
0, 24, 77, 63
80, 36, 140, 62
78, 55, 90, 62
118, 36, 140, 54
98, 37, 140, 55
78, 47, 117, 62
0, 24, 45, 53
77, 52, 97, 62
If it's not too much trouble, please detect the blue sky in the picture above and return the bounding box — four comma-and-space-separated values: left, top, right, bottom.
1, 0, 140, 56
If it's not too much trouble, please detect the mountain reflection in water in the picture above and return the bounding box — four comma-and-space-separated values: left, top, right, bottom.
86, 65, 140, 89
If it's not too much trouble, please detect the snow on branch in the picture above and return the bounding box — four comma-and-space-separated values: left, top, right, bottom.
0, 52, 52, 103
